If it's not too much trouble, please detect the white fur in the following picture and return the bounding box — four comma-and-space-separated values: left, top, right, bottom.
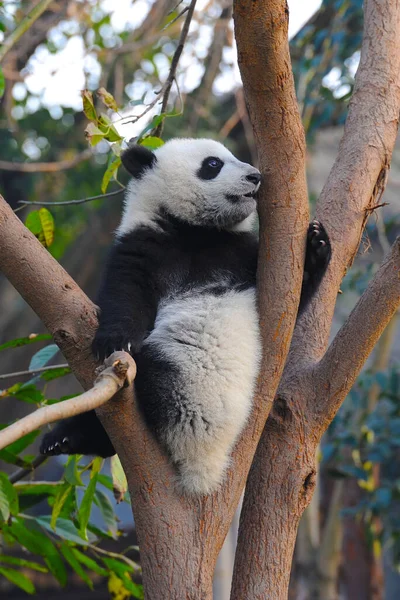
118, 138, 260, 235
143, 289, 261, 494
118, 138, 262, 494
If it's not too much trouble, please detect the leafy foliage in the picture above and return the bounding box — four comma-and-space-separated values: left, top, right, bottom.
0, 337, 141, 596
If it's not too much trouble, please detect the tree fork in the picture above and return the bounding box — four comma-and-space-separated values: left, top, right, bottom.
231, 0, 400, 597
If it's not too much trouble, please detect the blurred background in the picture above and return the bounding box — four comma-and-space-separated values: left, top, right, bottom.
1, 0, 400, 598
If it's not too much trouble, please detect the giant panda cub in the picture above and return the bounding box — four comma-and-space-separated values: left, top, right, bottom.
40, 138, 331, 494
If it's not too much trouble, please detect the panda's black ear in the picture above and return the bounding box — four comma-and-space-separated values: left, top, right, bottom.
121, 144, 157, 178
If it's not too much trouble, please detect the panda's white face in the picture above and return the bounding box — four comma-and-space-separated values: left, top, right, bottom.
118, 138, 261, 235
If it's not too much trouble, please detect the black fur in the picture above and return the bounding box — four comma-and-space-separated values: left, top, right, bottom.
40, 213, 331, 458
197, 157, 224, 180
121, 144, 157, 179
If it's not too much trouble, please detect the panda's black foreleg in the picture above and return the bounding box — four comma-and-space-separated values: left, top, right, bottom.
298, 220, 331, 314
40, 410, 115, 458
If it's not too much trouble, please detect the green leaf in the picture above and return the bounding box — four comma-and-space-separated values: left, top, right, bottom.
0, 566, 35, 594
0, 448, 31, 467
39, 208, 55, 247
0, 555, 47, 573
102, 558, 141, 596
9, 384, 44, 404
25, 210, 42, 236
97, 87, 119, 112
37, 515, 95, 545
29, 343, 59, 371
78, 474, 99, 540
137, 114, 164, 140
72, 548, 108, 576
8, 519, 54, 554
64, 456, 83, 486
140, 136, 164, 150
84, 122, 105, 146
94, 489, 118, 538
60, 544, 93, 589
3, 429, 40, 455
108, 571, 131, 600
81, 89, 97, 121
51, 483, 73, 530
25, 209, 55, 247
97, 114, 123, 143
15, 482, 60, 496
41, 366, 71, 381
0, 334, 52, 352
7, 519, 67, 585
111, 455, 128, 503
0, 67, 5, 100
0, 473, 19, 521
101, 155, 121, 194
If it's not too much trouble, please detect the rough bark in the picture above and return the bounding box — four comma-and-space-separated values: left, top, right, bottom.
1, 3, 312, 598
1, 0, 400, 597
231, 0, 400, 597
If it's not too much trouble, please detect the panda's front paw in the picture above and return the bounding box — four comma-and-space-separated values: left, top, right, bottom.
306, 219, 331, 270
92, 329, 135, 362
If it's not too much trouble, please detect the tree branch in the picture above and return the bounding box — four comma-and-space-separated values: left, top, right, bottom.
313, 238, 400, 429
0, 363, 69, 381
0, 0, 55, 63
17, 188, 124, 208
231, 0, 400, 598
0, 352, 136, 450
292, 0, 400, 367
0, 149, 92, 173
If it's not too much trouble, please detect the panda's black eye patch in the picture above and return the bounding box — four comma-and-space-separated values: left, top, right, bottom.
197, 156, 224, 180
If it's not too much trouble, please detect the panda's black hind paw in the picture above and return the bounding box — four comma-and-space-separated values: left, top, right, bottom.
40, 432, 74, 456
299, 220, 331, 314
39, 412, 116, 458
306, 219, 331, 269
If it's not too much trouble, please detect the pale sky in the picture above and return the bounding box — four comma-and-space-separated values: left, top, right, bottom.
9, 0, 322, 113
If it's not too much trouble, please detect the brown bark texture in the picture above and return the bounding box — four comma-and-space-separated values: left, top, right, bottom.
0, 0, 400, 597
231, 0, 400, 598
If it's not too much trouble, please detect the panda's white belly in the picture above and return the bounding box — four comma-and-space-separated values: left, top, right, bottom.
142, 288, 261, 494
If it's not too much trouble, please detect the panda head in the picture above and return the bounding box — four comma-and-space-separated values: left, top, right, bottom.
119, 138, 261, 232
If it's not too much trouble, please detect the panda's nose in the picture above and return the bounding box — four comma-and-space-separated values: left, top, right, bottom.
246, 172, 261, 185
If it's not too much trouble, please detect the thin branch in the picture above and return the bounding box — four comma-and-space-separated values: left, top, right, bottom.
0, 0, 55, 63
153, 0, 197, 137
0, 352, 136, 451
17, 187, 124, 208
0, 149, 92, 173
314, 237, 400, 429
161, 5, 189, 31
118, 0, 196, 131
9, 455, 48, 484
0, 363, 69, 381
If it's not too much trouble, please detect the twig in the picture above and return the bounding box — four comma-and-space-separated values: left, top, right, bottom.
120, 0, 196, 131
153, 0, 197, 137
161, 6, 189, 31
0, 352, 136, 451
0, 149, 92, 173
0, 363, 69, 381
364, 202, 389, 213
17, 188, 124, 208
168, 0, 185, 15
0, 0, 55, 63
9, 455, 48, 484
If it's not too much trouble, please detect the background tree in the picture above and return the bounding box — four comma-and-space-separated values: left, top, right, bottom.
0, 0, 400, 599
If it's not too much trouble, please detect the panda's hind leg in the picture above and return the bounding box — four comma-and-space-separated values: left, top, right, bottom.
40, 410, 115, 458
299, 219, 331, 313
